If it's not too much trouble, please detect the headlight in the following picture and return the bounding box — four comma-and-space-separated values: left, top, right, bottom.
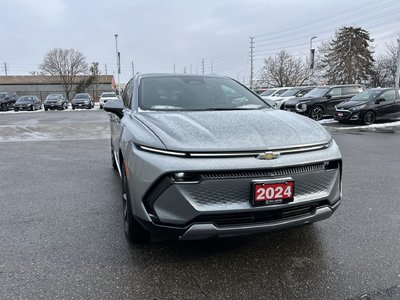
27, 103, 32, 106
295, 101, 309, 112
350, 104, 366, 112
57, 100, 63, 104
84, 100, 90, 104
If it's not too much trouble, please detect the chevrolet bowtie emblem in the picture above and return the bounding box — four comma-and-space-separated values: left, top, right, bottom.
257, 151, 280, 160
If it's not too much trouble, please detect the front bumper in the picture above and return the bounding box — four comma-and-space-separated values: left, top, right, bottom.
126, 140, 342, 240
72, 102, 91, 108
334, 109, 361, 122
44, 103, 63, 109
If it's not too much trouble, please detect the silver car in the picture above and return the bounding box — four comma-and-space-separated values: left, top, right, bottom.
104, 74, 342, 243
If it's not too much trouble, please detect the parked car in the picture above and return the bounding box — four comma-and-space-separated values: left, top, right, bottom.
259, 87, 291, 101
71, 93, 94, 109
283, 84, 364, 120
271, 86, 316, 109
334, 88, 400, 125
99, 92, 118, 109
43, 94, 68, 111
253, 87, 268, 95
14, 95, 42, 111
0, 92, 19, 111
103, 73, 342, 243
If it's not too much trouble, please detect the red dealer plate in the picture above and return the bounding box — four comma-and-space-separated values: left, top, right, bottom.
252, 179, 294, 206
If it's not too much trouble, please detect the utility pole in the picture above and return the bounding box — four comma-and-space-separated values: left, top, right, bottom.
131, 61, 135, 77
202, 58, 205, 74
173, 62, 176, 73
114, 34, 121, 96
4, 62, 8, 76
395, 38, 400, 89
310, 36, 317, 69
249, 37, 255, 89
105, 64, 108, 75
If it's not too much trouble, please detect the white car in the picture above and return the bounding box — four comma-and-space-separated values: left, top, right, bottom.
99, 92, 119, 109
271, 86, 316, 109
259, 87, 291, 102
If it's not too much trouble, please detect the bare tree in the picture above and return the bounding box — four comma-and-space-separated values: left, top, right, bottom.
258, 50, 312, 87
40, 48, 88, 100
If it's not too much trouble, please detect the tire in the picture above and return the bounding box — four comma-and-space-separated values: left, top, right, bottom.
72, 106, 75, 110
45, 108, 48, 111
31, 105, 35, 111
309, 105, 324, 121
363, 111, 376, 125
2, 103, 7, 111
100, 105, 103, 109
121, 159, 150, 243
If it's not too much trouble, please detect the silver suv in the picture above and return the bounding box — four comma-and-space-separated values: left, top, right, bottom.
104, 74, 342, 243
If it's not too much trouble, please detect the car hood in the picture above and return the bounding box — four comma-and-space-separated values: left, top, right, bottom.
135, 109, 331, 152
337, 100, 369, 109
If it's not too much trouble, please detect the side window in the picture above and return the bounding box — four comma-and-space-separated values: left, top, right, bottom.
380, 90, 396, 101
328, 88, 341, 97
342, 86, 357, 95
122, 80, 134, 108
275, 89, 288, 96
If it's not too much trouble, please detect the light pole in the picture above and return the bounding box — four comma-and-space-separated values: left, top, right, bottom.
114, 34, 121, 96
309, 36, 317, 69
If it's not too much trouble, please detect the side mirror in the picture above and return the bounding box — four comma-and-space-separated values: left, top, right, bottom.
326, 94, 332, 99
375, 98, 385, 104
104, 99, 124, 118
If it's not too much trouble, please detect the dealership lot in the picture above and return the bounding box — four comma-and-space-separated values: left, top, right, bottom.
1, 110, 400, 299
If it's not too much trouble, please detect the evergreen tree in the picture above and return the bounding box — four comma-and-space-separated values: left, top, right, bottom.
322, 27, 374, 84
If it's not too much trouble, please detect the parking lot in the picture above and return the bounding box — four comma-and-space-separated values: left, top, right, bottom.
1, 110, 400, 299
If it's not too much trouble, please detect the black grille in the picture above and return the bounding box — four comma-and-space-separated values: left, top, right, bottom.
200, 163, 325, 180
191, 201, 328, 226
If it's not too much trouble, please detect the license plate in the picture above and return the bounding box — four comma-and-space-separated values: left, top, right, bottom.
51, 104, 54, 107
337, 113, 343, 117
253, 179, 294, 206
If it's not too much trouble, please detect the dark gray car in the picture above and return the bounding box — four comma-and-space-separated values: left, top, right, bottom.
44, 94, 68, 110
104, 74, 342, 243
0, 92, 19, 111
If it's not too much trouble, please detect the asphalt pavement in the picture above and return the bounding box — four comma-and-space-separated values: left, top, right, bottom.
0, 110, 400, 299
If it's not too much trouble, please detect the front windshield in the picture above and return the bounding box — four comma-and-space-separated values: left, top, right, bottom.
304, 87, 330, 98
280, 88, 301, 97
139, 76, 271, 111
18, 96, 34, 103
260, 89, 277, 96
350, 90, 381, 101
74, 94, 88, 99
46, 94, 61, 100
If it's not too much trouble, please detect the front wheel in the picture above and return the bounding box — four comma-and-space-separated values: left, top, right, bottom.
363, 111, 376, 125
1, 103, 7, 111
309, 105, 324, 121
121, 160, 150, 243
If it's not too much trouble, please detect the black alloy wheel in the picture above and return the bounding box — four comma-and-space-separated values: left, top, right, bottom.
121, 159, 150, 243
363, 111, 376, 125
309, 105, 324, 121
1, 103, 7, 111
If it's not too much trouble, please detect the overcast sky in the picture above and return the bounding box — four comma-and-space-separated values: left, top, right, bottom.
1, 0, 399, 84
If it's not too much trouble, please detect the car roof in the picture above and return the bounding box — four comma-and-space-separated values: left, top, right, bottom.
368, 88, 393, 91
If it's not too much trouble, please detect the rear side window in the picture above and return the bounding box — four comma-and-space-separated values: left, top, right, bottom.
342, 86, 358, 95
380, 90, 396, 101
